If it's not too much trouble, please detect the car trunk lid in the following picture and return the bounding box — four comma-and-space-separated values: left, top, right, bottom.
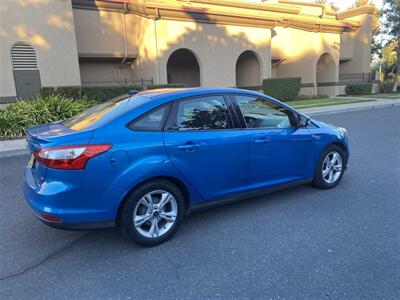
26, 123, 94, 184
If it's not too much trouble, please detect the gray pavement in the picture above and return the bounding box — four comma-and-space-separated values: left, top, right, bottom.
0, 107, 399, 299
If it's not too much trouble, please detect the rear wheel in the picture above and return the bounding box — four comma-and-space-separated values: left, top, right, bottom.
313, 145, 345, 189
119, 180, 185, 247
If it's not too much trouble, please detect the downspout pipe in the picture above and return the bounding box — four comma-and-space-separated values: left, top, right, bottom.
120, 2, 128, 81
154, 8, 161, 84
314, 60, 318, 95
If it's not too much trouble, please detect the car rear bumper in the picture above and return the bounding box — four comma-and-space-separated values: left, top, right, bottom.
30, 207, 115, 230
23, 166, 124, 229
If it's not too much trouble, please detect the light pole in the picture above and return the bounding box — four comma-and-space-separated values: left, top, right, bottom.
379, 22, 384, 78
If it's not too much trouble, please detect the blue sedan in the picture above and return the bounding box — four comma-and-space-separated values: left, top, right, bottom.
24, 88, 349, 246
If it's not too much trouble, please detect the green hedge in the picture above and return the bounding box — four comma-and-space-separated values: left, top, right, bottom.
298, 94, 329, 100
263, 77, 301, 101
39, 84, 184, 102
345, 83, 372, 95
0, 95, 98, 139
379, 81, 394, 93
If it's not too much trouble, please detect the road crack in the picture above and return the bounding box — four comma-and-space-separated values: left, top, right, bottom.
0, 232, 91, 282
161, 251, 181, 280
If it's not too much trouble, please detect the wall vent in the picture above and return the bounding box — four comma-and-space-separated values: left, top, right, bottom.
11, 42, 38, 70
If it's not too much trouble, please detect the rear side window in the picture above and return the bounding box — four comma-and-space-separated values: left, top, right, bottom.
62, 101, 124, 131
128, 106, 168, 131
169, 96, 232, 131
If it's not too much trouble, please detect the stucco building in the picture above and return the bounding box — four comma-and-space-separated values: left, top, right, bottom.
0, 0, 375, 102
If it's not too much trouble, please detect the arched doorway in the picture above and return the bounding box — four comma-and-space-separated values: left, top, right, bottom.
236, 51, 261, 88
167, 48, 200, 87
11, 42, 41, 99
316, 53, 336, 95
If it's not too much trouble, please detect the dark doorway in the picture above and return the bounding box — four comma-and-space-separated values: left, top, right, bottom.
236, 51, 261, 87
167, 49, 200, 87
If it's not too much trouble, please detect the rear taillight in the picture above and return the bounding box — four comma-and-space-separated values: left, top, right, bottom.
34, 144, 111, 170
41, 213, 62, 223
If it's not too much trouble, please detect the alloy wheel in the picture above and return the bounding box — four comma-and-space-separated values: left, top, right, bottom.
322, 151, 343, 184
133, 190, 178, 238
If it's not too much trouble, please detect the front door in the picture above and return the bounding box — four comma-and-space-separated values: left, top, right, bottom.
231, 94, 315, 191
163, 95, 248, 202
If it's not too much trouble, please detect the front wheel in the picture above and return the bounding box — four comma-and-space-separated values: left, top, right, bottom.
119, 180, 185, 247
313, 145, 346, 189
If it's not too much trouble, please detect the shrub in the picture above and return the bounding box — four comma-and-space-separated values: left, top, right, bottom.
298, 94, 329, 100
263, 77, 301, 101
0, 95, 98, 139
38, 84, 184, 102
379, 81, 395, 93
345, 83, 372, 95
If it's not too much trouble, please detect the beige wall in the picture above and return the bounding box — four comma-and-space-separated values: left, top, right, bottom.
0, 0, 81, 100
0, 1, 374, 100
339, 13, 373, 75
340, 32, 355, 61
133, 19, 271, 88
79, 61, 133, 83
73, 8, 139, 57
271, 27, 340, 95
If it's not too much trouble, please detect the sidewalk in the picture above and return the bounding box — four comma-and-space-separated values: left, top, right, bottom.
1, 98, 399, 158
301, 98, 400, 116
0, 139, 27, 158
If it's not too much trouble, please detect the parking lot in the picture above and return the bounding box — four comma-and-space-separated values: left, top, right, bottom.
0, 107, 399, 299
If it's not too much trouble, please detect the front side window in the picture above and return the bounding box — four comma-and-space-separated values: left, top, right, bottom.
129, 106, 168, 131
171, 96, 232, 131
234, 95, 293, 129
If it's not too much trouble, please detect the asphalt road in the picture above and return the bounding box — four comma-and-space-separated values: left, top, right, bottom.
0, 107, 399, 299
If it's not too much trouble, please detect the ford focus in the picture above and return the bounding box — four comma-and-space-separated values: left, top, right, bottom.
24, 88, 349, 246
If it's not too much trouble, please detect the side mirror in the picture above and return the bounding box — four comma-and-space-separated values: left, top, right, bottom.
298, 115, 310, 128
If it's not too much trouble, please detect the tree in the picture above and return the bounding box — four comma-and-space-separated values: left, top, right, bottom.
381, 41, 398, 80
383, 0, 400, 91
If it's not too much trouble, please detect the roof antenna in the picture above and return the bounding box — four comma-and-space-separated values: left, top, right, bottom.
110, 76, 139, 96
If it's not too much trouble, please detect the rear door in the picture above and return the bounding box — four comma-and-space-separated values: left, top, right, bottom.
231, 94, 316, 191
163, 95, 248, 201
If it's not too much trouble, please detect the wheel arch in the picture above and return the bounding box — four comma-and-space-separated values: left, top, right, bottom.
116, 176, 191, 225
329, 141, 349, 161
318, 140, 349, 170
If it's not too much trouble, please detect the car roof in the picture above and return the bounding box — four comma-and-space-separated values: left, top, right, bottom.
137, 87, 263, 100
132, 87, 303, 116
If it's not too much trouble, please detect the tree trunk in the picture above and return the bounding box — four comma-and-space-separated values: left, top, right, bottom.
393, 41, 400, 92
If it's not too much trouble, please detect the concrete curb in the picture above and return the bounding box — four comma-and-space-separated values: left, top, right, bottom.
0, 149, 28, 158
0, 101, 399, 158
0, 138, 28, 158
302, 101, 400, 116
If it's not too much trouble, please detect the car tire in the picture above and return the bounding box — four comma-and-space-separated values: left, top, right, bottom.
313, 145, 346, 189
119, 179, 185, 247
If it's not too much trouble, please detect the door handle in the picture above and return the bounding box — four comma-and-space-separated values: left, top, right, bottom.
254, 138, 271, 145
177, 143, 199, 151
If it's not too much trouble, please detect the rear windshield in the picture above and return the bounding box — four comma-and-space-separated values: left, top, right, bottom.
61, 93, 145, 131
